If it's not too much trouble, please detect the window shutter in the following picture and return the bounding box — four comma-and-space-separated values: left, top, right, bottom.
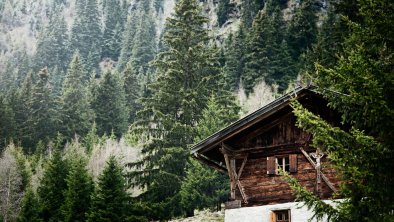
267, 156, 276, 175
270, 211, 275, 222
289, 154, 297, 173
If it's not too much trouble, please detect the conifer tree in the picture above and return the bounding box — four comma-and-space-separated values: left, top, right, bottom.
243, 1, 293, 93
102, 0, 123, 60
287, 0, 318, 60
0, 95, 15, 149
26, 68, 58, 148
86, 156, 129, 222
283, 0, 394, 221
59, 53, 94, 138
223, 27, 247, 90
217, 0, 234, 27
130, 0, 221, 218
61, 157, 94, 222
37, 148, 69, 221
181, 95, 238, 216
34, 6, 69, 71
17, 188, 41, 222
122, 63, 140, 124
240, 0, 265, 28
92, 71, 128, 137
117, 15, 137, 72
70, 0, 102, 61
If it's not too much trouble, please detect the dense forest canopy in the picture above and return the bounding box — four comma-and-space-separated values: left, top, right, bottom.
0, 0, 392, 221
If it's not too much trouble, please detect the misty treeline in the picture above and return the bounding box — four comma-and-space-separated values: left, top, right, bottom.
0, 0, 393, 221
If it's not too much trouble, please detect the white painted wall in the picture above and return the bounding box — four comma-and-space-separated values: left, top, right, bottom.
225, 200, 340, 222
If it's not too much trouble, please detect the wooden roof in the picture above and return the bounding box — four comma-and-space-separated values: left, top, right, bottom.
190, 86, 322, 172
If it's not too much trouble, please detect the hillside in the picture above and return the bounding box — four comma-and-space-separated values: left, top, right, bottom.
1, 0, 393, 221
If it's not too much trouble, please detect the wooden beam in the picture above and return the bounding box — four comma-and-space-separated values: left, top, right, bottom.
232, 166, 248, 204
237, 154, 248, 180
223, 153, 236, 200
300, 147, 337, 192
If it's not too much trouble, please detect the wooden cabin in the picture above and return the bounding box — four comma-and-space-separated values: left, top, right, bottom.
191, 87, 342, 222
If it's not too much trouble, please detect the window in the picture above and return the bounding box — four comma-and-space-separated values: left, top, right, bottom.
276, 156, 290, 173
267, 154, 297, 175
272, 210, 290, 222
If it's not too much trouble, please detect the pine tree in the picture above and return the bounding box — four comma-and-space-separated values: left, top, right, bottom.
34, 6, 69, 71
70, 0, 102, 61
37, 148, 69, 221
0, 94, 15, 149
283, 0, 394, 221
130, 0, 221, 218
243, 1, 292, 93
287, 0, 319, 60
59, 53, 94, 138
101, 0, 123, 60
240, 0, 265, 28
86, 156, 129, 222
122, 63, 140, 124
223, 27, 247, 90
61, 157, 94, 222
92, 71, 128, 137
26, 68, 58, 148
117, 15, 138, 72
17, 188, 41, 222
181, 95, 238, 216
128, 1, 157, 78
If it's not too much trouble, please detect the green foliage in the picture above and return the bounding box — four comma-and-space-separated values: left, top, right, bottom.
217, 0, 234, 27
122, 63, 141, 124
241, 0, 265, 28
243, 0, 294, 93
92, 70, 128, 137
0, 94, 15, 150
18, 188, 41, 222
288, 1, 394, 219
70, 0, 102, 62
37, 148, 69, 221
287, 0, 318, 60
87, 156, 129, 222
130, 0, 221, 219
61, 157, 94, 222
102, 0, 123, 60
59, 53, 94, 139
34, 6, 69, 71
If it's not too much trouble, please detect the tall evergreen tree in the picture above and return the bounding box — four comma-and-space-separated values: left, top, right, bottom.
287, 0, 319, 60
26, 68, 58, 148
86, 156, 129, 222
240, 0, 265, 28
17, 188, 41, 222
92, 71, 128, 137
282, 0, 394, 221
37, 148, 69, 221
122, 63, 140, 124
130, 0, 220, 219
117, 15, 138, 72
223, 27, 247, 90
59, 53, 94, 138
101, 0, 123, 60
61, 157, 94, 222
181, 95, 238, 216
70, 0, 102, 62
0, 94, 15, 150
34, 6, 69, 71
243, 1, 293, 93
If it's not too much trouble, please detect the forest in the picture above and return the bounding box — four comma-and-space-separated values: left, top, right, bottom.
0, 0, 393, 221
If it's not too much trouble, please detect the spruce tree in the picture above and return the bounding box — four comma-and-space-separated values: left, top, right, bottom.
0, 94, 15, 149
243, 1, 293, 93
61, 157, 94, 222
37, 148, 69, 221
122, 63, 140, 124
86, 156, 129, 222
26, 68, 58, 148
59, 53, 94, 138
91, 70, 128, 137
223, 27, 247, 90
287, 0, 319, 60
17, 188, 41, 222
130, 0, 221, 218
34, 6, 69, 71
101, 0, 123, 60
181, 95, 238, 216
283, 0, 394, 221
117, 15, 138, 72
